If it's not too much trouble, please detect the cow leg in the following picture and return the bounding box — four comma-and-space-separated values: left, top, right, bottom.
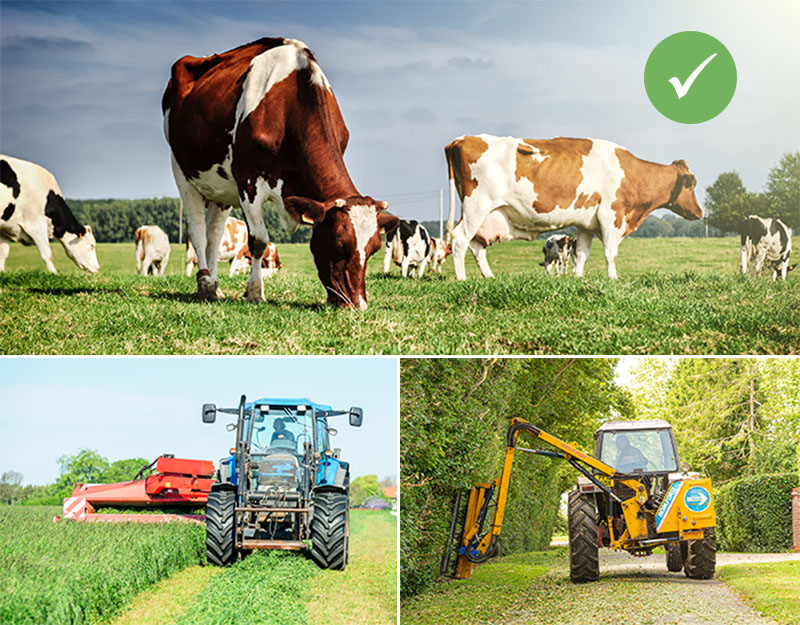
383, 243, 392, 274
239, 185, 274, 303
28, 224, 57, 273
600, 232, 621, 279
172, 157, 217, 299
0, 234, 10, 271
401, 256, 411, 278
205, 203, 232, 299
572, 230, 593, 277
418, 256, 429, 278
467, 239, 493, 278
740, 245, 749, 275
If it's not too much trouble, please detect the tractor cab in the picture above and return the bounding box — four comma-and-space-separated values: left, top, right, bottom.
594, 420, 679, 476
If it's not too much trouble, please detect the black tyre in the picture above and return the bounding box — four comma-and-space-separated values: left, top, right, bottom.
311, 490, 349, 570
206, 490, 236, 566
683, 530, 716, 579
666, 542, 683, 572
568, 490, 599, 583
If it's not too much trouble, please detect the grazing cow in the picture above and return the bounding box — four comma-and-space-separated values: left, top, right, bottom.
540, 234, 575, 276
445, 135, 702, 280
185, 216, 248, 277
429, 236, 451, 273
230, 241, 282, 277
134, 225, 170, 276
163, 38, 396, 309
740, 215, 794, 280
0, 155, 99, 274
383, 219, 431, 278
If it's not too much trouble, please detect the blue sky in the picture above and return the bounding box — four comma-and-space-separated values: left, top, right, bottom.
1, 0, 798, 228
0, 357, 398, 485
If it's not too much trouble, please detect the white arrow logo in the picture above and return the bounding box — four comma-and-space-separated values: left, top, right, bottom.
686, 489, 709, 506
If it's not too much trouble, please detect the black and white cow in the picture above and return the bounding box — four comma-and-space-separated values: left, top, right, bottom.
383, 219, 431, 278
740, 215, 794, 281
0, 155, 99, 274
540, 234, 576, 276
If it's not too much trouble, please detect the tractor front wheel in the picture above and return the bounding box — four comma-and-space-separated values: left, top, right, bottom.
311, 490, 349, 570
666, 542, 683, 572
683, 530, 716, 579
568, 490, 599, 583
206, 490, 236, 566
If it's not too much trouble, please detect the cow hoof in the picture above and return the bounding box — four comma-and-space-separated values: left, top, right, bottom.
196, 272, 218, 301
244, 285, 266, 303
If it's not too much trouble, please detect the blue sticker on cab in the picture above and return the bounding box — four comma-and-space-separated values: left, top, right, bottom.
684, 486, 711, 512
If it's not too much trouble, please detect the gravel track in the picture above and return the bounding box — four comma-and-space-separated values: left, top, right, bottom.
498, 550, 800, 625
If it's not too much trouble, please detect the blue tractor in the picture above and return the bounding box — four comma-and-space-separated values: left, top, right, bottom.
201, 395, 363, 570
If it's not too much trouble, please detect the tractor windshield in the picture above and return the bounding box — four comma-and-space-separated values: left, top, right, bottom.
249, 407, 314, 455
599, 429, 678, 473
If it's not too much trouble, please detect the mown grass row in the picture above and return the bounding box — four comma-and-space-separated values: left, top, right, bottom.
718, 561, 800, 625
2, 237, 798, 354
0, 506, 205, 625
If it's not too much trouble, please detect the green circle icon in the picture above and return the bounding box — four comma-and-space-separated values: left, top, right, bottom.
644, 31, 736, 124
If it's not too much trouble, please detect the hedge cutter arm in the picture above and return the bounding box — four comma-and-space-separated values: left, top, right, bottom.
445, 418, 648, 580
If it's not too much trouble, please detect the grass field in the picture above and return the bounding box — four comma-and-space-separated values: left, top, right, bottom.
1, 236, 798, 354
0, 505, 205, 625
0, 506, 396, 625
718, 561, 800, 625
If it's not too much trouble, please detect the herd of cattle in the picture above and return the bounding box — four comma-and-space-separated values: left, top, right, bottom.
0, 37, 795, 308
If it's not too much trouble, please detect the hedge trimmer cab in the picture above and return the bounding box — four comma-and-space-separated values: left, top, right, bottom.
442, 418, 716, 583
202, 395, 363, 570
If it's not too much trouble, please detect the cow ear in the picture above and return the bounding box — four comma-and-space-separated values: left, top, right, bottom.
671, 159, 688, 169
377, 212, 400, 234
284, 196, 329, 225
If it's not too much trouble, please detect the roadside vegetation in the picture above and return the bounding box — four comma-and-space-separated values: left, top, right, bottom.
718, 561, 800, 625
2, 236, 799, 354
0, 505, 205, 625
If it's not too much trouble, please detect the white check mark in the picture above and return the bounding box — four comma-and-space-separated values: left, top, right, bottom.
668, 52, 717, 99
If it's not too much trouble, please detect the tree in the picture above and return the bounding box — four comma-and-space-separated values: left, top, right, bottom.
0, 470, 24, 504
765, 152, 800, 229
705, 172, 754, 235
100, 458, 151, 483
52, 449, 109, 498
349, 474, 383, 507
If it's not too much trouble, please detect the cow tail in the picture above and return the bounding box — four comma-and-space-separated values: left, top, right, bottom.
445, 145, 456, 245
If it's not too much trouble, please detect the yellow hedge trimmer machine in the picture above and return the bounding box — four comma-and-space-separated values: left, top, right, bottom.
441, 418, 716, 582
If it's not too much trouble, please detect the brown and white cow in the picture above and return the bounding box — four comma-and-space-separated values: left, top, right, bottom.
429, 236, 451, 273
1, 155, 99, 274
163, 38, 396, 309
230, 240, 282, 277
135, 225, 170, 276
185, 216, 248, 277
445, 135, 702, 279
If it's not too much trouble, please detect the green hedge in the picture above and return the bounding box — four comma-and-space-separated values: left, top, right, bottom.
716, 473, 797, 552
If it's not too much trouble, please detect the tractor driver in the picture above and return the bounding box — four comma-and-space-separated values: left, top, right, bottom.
270, 419, 296, 445
615, 434, 648, 472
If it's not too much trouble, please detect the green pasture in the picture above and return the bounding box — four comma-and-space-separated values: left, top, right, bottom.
1, 236, 798, 354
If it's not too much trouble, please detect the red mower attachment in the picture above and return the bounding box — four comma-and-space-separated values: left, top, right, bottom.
62, 456, 214, 524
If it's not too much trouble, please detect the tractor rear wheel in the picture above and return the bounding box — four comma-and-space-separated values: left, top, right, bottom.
568, 490, 599, 583
206, 490, 236, 566
666, 542, 683, 572
311, 490, 349, 570
683, 530, 716, 579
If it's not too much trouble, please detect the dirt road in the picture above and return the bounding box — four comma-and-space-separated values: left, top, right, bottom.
499, 550, 800, 625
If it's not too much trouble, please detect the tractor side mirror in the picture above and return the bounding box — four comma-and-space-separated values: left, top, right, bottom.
202, 403, 217, 423
349, 407, 363, 427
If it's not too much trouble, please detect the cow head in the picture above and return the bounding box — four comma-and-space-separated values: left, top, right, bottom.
284, 196, 398, 309
666, 160, 703, 221
60, 225, 100, 273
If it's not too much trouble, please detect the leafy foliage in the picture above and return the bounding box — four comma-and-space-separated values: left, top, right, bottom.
400, 358, 630, 597
350, 474, 385, 507
765, 152, 800, 229
629, 358, 800, 484
715, 473, 796, 552
0, 505, 205, 624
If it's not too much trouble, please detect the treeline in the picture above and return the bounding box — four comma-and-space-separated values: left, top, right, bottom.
67, 198, 312, 244
400, 358, 629, 597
